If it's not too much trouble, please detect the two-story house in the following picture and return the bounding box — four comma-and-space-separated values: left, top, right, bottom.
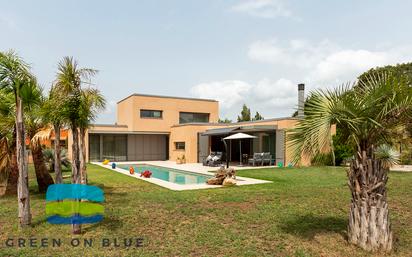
68, 85, 307, 165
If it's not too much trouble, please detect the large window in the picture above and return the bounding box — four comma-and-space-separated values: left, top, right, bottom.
179, 112, 209, 124
89, 134, 101, 161
140, 109, 162, 119
102, 134, 127, 161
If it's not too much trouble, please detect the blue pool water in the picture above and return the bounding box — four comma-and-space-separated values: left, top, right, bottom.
118, 164, 212, 185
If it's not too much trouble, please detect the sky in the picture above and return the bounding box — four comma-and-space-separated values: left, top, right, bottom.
1, 0, 412, 123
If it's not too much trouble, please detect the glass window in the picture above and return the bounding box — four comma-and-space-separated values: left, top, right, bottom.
262, 133, 276, 158
140, 109, 162, 118
102, 134, 127, 161
175, 142, 185, 150
89, 134, 101, 161
179, 112, 209, 124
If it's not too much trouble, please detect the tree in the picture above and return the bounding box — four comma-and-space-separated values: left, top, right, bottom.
237, 104, 251, 122
252, 112, 264, 121
333, 125, 355, 166
42, 85, 67, 184
359, 63, 412, 164
0, 50, 32, 226
21, 82, 54, 192
0, 90, 18, 195
55, 56, 99, 234
288, 73, 412, 252
358, 62, 412, 85
78, 88, 105, 184
218, 118, 232, 123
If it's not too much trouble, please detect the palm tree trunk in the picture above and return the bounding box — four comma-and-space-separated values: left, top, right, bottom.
31, 138, 54, 193
54, 124, 62, 184
347, 151, 392, 252
71, 126, 81, 234
79, 127, 87, 184
15, 95, 31, 226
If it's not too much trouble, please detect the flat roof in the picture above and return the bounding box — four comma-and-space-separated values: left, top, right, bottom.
117, 93, 218, 104
202, 125, 278, 136
91, 124, 128, 128
171, 117, 299, 128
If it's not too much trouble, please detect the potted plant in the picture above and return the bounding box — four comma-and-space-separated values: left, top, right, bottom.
181, 154, 186, 164
176, 156, 182, 164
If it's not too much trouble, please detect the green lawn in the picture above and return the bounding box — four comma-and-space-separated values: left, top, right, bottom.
0, 165, 411, 257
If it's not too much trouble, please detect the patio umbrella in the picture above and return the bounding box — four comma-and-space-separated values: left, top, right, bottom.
223, 133, 257, 167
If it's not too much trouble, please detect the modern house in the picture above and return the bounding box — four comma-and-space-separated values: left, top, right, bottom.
68, 84, 307, 165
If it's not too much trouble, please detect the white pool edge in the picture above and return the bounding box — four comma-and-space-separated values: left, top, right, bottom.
92, 162, 272, 191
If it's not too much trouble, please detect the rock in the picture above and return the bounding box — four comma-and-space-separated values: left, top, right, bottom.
206, 167, 237, 185
223, 177, 237, 186
226, 168, 236, 178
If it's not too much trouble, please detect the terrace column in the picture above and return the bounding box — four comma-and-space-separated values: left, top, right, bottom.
298, 83, 305, 117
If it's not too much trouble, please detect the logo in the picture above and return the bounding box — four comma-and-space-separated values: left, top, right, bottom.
46, 184, 104, 224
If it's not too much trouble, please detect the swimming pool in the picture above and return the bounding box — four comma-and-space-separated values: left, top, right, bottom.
118, 164, 212, 185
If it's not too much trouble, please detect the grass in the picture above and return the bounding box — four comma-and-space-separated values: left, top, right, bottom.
0, 165, 411, 257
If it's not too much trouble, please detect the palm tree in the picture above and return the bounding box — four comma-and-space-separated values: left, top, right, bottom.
0, 50, 32, 226
0, 90, 18, 195
42, 85, 67, 184
288, 73, 412, 252
0, 137, 10, 196
78, 88, 105, 184
55, 56, 98, 234
21, 81, 54, 192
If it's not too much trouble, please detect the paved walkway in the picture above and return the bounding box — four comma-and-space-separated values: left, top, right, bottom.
93, 161, 273, 191
391, 165, 412, 172
108, 160, 277, 174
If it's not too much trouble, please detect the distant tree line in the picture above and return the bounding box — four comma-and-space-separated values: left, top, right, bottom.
219, 104, 264, 123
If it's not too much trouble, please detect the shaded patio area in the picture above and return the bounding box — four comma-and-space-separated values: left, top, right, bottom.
198, 125, 286, 166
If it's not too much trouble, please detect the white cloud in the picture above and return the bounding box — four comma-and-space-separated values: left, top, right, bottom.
231, 0, 291, 18
190, 80, 251, 109
190, 39, 412, 121
248, 39, 412, 86
248, 39, 337, 68
190, 78, 298, 120
310, 50, 394, 84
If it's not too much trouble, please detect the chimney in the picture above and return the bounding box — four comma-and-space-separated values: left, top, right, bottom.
298, 83, 305, 117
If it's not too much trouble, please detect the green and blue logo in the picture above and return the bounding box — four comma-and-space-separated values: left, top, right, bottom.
46, 184, 104, 224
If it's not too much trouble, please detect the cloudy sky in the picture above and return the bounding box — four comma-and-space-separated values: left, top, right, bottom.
1, 0, 411, 123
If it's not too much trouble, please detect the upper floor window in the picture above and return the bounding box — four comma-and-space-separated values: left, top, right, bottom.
179, 112, 209, 124
140, 109, 163, 119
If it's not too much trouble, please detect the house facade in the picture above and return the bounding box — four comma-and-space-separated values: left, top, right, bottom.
68, 86, 306, 165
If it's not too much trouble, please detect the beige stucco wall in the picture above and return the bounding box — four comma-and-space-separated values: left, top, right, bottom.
117, 95, 219, 132
169, 124, 225, 163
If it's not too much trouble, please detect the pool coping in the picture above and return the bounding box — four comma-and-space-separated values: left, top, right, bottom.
92, 162, 272, 191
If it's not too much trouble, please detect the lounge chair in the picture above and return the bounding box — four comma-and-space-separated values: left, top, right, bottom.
248, 153, 263, 166
262, 152, 272, 166
208, 152, 223, 166
203, 152, 216, 166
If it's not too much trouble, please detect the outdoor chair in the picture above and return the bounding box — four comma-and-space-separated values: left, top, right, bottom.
208, 152, 223, 166
262, 152, 272, 166
248, 153, 263, 166
203, 152, 216, 166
